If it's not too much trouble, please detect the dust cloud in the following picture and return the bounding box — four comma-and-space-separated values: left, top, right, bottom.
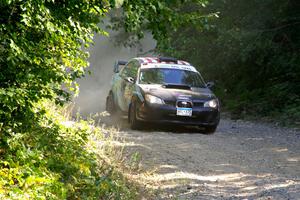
74, 31, 156, 116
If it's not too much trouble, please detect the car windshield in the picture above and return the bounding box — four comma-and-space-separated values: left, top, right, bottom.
139, 68, 206, 88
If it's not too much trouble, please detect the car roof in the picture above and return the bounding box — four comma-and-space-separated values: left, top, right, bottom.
133, 57, 198, 73
134, 57, 191, 66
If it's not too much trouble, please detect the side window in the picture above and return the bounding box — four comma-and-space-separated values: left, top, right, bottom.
120, 60, 139, 79
129, 61, 139, 79
120, 63, 131, 78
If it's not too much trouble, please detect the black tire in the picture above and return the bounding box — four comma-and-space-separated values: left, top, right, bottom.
202, 125, 217, 134
129, 103, 142, 130
105, 92, 116, 115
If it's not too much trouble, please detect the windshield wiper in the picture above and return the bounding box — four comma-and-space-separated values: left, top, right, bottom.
162, 84, 191, 90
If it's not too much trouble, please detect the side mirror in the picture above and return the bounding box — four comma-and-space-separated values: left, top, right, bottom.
206, 81, 215, 89
114, 60, 127, 73
113, 62, 119, 73
126, 77, 135, 84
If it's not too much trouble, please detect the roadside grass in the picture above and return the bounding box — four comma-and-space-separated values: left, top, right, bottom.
0, 101, 139, 199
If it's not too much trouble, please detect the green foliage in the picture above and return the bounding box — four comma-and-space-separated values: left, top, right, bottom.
0, 2, 120, 197
0, 102, 137, 199
0, 0, 111, 134
158, 0, 300, 125
110, 0, 211, 47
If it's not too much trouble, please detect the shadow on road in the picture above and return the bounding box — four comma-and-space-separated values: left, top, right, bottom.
95, 112, 300, 199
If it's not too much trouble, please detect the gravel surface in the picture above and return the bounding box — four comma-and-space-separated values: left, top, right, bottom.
104, 116, 300, 200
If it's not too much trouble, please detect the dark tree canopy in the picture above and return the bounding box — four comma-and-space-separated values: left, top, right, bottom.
158, 0, 300, 124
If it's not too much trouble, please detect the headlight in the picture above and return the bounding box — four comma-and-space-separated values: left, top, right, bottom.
204, 99, 218, 108
145, 94, 164, 104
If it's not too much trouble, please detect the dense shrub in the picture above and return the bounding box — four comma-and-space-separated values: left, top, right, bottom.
0, 102, 137, 199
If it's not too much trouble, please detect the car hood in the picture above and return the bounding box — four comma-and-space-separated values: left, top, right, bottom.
138, 84, 215, 101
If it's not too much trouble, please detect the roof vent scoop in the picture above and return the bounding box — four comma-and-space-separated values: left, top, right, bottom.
158, 57, 178, 63
163, 84, 191, 90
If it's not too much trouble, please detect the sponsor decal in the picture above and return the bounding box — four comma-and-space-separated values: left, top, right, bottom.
141, 63, 198, 72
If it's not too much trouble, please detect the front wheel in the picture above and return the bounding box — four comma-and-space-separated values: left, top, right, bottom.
105, 92, 116, 115
129, 103, 142, 130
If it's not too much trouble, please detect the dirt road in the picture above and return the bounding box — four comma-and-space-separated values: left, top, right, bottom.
106, 116, 300, 199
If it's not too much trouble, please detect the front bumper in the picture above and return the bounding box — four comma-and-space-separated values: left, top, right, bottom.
136, 102, 220, 126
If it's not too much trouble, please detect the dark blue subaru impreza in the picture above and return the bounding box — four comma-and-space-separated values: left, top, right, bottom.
106, 57, 220, 133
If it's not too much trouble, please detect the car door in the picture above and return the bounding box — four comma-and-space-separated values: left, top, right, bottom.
111, 70, 124, 111
119, 60, 139, 111
114, 64, 128, 112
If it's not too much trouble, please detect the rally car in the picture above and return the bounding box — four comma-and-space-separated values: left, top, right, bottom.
105, 57, 220, 133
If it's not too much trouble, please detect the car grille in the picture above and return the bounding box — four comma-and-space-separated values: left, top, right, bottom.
193, 102, 204, 107
164, 100, 204, 108
177, 101, 193, 108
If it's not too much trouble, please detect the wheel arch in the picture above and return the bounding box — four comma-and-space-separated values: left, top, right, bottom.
128, 93, 141, 122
